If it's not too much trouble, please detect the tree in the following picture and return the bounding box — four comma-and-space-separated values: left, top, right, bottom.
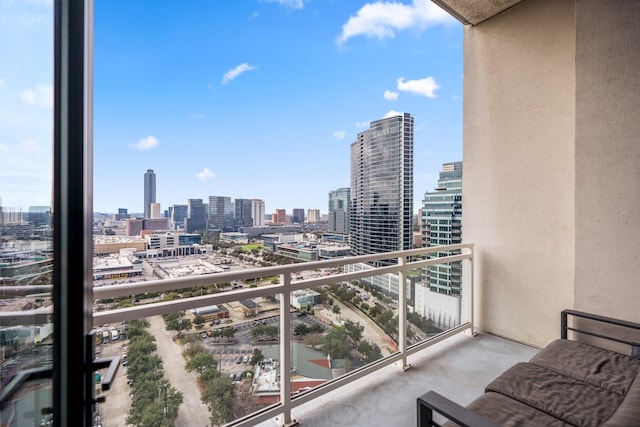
294, 323, 310, 337
332, 305, 341, 315
357, 341, 383, 364
193, 314, 205, 328
342, 320, 364, 344
250, 348, 264, 365
185, 352, 218, 376
323, 326, 352, 360
251, 325, 279, 340
201, 376, 234, 426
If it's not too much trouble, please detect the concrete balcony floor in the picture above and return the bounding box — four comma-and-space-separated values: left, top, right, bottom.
257, 332, 539, 427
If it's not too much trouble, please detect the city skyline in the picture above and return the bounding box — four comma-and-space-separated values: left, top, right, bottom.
1, 1, 463, 215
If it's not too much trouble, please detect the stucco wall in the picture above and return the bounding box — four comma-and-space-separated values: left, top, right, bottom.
463, 0, 575, 347
574, 0, 640, 322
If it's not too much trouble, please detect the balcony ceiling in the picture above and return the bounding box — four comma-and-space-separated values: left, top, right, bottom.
432, 0, 525, 25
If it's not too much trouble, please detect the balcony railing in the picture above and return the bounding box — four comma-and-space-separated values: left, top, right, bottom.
1, 243, 475, 426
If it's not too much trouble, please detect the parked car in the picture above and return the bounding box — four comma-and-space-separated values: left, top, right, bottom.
235, 356, 242, 364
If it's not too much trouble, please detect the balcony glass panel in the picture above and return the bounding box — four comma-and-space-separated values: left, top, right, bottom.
88, 246, 472, 426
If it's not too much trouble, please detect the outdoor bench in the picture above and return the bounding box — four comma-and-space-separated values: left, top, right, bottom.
417, 309, 640, 426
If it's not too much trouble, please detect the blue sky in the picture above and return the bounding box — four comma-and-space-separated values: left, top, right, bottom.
1, 0, 463, 216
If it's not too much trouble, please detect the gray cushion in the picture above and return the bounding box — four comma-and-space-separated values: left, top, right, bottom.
602, 370, 640, 426
485, 362, 622, 427
466, 391, 572, 427
530, 339, 640, 395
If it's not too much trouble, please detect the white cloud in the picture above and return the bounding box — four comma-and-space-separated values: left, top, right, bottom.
337, 0, 452, 45
196, 168, 215, 180
397, 76, 440, 98
333, 130, 346, 139
355, 121, 369, 128
20, 83, 52, 108
222, 63, 257, 85
263, 0, 304, 10
384, 90, 398, 100
383, 110, 403, 118
131, 136, 159, 151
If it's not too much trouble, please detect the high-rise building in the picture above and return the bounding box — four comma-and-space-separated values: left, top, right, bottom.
170, 204, 188, 230
328, 187, 350, 233
185, 198, 207, 233
150, 202, 161, 219
251, 199, 265, 227
350, 112, 414, 265
234, 198, 253, 229
307, 209, 321, 223
274, 209, 286, 224
208, 196, 234, 231
143, 169, 156, 219
291, 208, 305, 223
421, 161, 463, 296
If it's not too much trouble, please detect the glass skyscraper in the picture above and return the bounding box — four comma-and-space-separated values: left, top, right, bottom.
328, 187, 350, 234
421, 161, 463, 295
350, 112, 414, 265
234, 198, 253, 229
186, 198, 207, 233
143, 169, 156, 219
208, 196, 234, 231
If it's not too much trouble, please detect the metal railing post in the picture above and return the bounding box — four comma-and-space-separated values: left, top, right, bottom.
397, 256, 410, 369
277, 272, 297, 426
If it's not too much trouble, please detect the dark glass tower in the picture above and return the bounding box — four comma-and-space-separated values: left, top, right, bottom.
186, 198, 207, 233
208, 196, 235, 231
350, 113, 414, 265
143, 169, 156, 219
234, 198, 253, 229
